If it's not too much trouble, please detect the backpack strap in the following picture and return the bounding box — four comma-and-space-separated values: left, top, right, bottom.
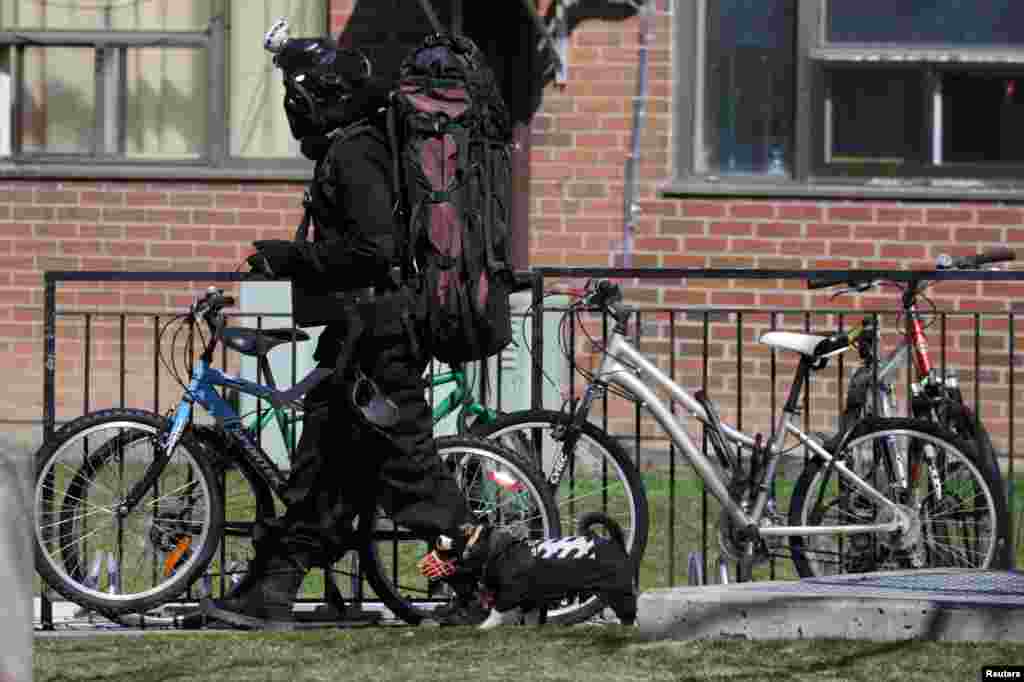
386, 104, 416, 281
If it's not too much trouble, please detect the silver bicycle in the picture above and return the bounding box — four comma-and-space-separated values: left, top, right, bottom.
555, 280, 1008, 580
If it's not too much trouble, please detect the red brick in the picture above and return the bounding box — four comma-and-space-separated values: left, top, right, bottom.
81, 191, 125, 205
926, 208, 973, 224
709, 221, 753, 236
193, 210, 238, 225
781, 240, 827, 256
954, 227, 1003, 243
170, 228, 212, 242
61, 241, 103, 256
170, 193, 213, 208
261, 195, 303, 211
15, 239, 57, 255
880, 243, 927, 258
732, 239, 778, 254
680, 201, 727, 218
977, 209, 1024, 225
151, 243, 194, 258
146, 209, 191, 225
685, 237, 729, 252
905, 225, 951, 242
806, 223, 850, 239
216, 193, 261, 209
827, 205, 874, 222
36, 191, 78, 205
756, 222, 803, 239
876, 207, 924, 223
126, 225, 168, 241
728, 203, 775, 219
14, 206, 54, 221
125, 192, 168, 207
830, 241, 877, 257
103, 208, 147, 222
854, 224, 898, 240
35, 224, 79, 238
57, 207, 101, 222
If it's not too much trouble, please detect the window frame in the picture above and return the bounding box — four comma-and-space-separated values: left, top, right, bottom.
0, 13, 318, 178
667, 0, 1024, 200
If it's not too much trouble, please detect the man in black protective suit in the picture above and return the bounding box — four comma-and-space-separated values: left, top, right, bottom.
199, 28, 482, 630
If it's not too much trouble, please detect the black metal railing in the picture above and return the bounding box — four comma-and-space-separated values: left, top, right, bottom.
36, 267, 1024, 627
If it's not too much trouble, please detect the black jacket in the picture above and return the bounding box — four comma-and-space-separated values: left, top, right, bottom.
287, 80, 408, 362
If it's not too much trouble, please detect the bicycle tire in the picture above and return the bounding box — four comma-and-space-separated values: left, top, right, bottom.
471, 408, 649, 625
34, 409, 224, 615
190, 426, 278, 599
361, 436, 560, 625
789, 418, 1009, 578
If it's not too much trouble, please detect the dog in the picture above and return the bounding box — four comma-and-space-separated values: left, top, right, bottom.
461, 511, 637, 629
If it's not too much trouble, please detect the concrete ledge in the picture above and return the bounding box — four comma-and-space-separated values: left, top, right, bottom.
638, 571, 1024, 643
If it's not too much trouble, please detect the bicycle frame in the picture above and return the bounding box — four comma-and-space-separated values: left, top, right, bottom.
126, 360, 333, 513
429, 368, 498, 429
588, 330, 913, 541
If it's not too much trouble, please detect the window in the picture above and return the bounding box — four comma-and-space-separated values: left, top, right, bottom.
0, 0, 324, 166
677, 0, 1024, 189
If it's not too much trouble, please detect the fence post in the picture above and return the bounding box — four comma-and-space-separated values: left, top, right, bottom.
40, 275, 56, 630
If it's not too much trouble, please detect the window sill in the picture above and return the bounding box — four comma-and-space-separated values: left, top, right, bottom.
0, 161, 314, 183
660, 176, 1024, 203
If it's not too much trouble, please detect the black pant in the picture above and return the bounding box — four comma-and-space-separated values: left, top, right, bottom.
268, 327, 469, 563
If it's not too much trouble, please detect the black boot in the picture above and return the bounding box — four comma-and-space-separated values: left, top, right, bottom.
199, 552, 309, 631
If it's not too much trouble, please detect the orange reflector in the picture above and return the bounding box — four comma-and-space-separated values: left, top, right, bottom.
163, 537, 192, 577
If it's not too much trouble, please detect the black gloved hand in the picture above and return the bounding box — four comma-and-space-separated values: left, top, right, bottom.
248, 240, 301, 279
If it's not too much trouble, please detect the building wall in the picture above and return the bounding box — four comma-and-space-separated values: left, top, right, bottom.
3, 0, 1024, 459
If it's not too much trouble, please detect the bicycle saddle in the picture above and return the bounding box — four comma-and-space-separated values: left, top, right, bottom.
759, 331, 851, 360
222, 327, 310, 357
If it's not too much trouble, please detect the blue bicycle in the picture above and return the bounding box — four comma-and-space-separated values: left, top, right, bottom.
33, 286, 559, 625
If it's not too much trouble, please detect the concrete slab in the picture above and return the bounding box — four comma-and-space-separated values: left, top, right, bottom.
638, 569, 1024, 643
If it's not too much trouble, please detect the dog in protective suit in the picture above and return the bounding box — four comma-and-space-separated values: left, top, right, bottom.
198, 21, 483, 630
461, 512, 637, 628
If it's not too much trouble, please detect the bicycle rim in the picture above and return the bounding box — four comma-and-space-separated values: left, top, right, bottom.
34, 414, 222, 613
362, 437, 559, 625
790, 421, 1005, 577
476, 412, 648, 624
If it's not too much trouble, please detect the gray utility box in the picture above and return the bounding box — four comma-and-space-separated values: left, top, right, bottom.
239, 284, 569, 452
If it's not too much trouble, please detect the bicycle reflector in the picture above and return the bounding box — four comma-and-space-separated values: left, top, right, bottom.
487, 470, 525, 492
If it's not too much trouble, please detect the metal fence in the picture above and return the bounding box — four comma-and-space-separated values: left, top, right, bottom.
37, 267, 1024, 627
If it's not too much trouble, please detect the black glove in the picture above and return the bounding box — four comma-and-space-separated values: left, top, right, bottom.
248, 240, 301, 279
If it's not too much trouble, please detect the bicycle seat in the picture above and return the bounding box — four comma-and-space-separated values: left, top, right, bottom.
222, 327, 310, 357
759, 331, 850, 360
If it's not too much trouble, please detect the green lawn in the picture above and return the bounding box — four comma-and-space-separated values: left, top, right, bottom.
33, 626, 1024, 682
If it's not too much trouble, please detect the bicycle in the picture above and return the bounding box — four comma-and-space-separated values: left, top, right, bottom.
487, 279, 1008, 585
33, 286, 560, 626
808, 249, 1015, 567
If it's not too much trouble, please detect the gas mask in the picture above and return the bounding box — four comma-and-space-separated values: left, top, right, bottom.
263, 18, 372, 142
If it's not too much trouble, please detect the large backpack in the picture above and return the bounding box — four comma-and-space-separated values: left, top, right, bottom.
386, 33, 514, 365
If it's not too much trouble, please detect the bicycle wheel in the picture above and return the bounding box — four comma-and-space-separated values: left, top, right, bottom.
472, 409, 648, 625
361, 436, 560, 625
34, 409, 224, 615
789, 418, 1009, 578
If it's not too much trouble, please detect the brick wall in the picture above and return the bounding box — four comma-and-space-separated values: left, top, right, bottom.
3, 0, 1024, 462
0, 179, 305, 425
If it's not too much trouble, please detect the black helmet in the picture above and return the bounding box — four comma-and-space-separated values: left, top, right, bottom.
264, 18, 372, 140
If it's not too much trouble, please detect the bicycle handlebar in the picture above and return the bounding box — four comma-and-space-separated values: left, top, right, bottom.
807, 248, 1017, 291
582, 280, 632, 326
936, 247, 1016, 270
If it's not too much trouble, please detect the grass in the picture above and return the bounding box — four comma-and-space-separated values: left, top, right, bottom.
33, 625, 1024, 682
